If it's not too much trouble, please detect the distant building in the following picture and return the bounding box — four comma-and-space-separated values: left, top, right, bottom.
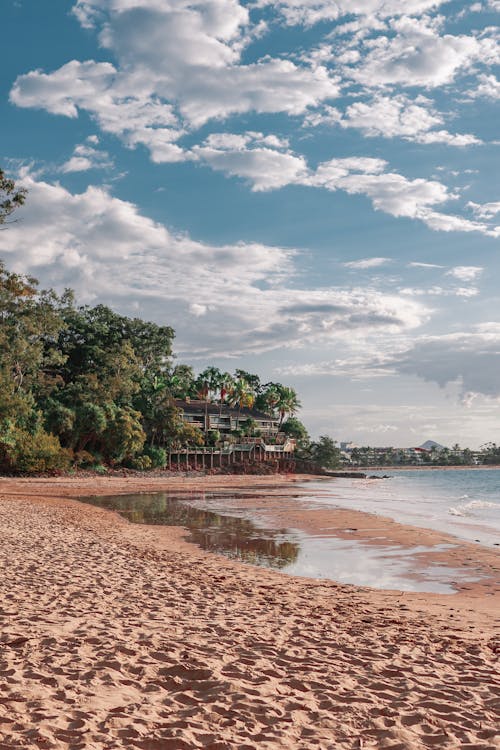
340, 441, 357, 452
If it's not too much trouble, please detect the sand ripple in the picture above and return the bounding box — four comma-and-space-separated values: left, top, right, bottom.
0, 482, 499, 749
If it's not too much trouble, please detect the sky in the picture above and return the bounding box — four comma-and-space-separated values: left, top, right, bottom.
1, 0, 499, 448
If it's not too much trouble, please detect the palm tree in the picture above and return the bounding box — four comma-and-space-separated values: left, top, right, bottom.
218, 371, 235, 423
261, 384, 280, 417
195, 366, 225, 434
275, 385, 300, 429
167, 364, 195, 399
229, 378, 254, 431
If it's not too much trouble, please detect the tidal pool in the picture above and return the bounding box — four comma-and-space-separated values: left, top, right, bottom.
81, 492, 299, 569
79, 491, 482, 593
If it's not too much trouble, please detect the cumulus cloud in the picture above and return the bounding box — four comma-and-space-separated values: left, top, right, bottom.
191, 131, 308, 190
261, 0, 447, 27
309, 157, 451, 220
468, 201, 500, 219
421, 210, 499, 237
8, 0, 499, 244
346, 16, 500, 89
61, 136, 114, 172
466, 73, 500, 99
307, 94, 481, 146
11, 0, 339, 151
446, 265, 483, 282
185, 139, 498, 237
0, 175, 430, 357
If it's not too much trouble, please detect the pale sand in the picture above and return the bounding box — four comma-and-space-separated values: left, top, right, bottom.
0, 475, 498, 750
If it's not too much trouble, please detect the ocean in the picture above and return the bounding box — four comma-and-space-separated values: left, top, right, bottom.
304, 468, 500, 547
80, 468, 499, 592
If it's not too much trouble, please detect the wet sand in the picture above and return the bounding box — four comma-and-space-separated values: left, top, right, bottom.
0, 475, 499, 749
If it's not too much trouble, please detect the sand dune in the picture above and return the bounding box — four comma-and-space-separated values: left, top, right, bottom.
0, 476, 498, 749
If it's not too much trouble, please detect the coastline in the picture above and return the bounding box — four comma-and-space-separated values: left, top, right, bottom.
0, 474, 499, 749
362, 464, 500, 471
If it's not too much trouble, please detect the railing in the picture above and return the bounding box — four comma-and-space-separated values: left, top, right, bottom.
167, 439, 295, 470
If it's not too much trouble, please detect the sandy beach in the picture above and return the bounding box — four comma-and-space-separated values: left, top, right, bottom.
0, 474, 499, 749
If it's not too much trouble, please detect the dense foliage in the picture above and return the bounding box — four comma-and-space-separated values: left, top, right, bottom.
0, 265, 302, 473
0, 173, 321, 474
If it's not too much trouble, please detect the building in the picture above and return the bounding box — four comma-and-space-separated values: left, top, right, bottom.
170, 399, 295, 469
174, 399, 280, 438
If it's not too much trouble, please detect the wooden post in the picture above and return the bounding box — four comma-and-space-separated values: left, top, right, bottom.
210, 450, 214, 469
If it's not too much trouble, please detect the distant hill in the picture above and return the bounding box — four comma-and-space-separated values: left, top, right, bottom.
419, 440, 446, 451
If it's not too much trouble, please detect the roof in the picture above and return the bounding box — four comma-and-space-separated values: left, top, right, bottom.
174, 399, 277, 422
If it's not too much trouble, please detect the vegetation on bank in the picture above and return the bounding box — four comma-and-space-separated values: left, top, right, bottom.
346, 443, 500, 467
0, 256, 304, 473
0, 171, 378, 476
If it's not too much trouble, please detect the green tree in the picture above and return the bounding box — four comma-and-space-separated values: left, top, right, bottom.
0, 169, 27, 226
309, 436, 341, 469
167, 364, 195, 399
281, 417, 310, 450
228, 377, 254, 430
275, 385, 301, 429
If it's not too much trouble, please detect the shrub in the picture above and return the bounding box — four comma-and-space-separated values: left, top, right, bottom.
72, 450, 95, 468
143, 445, 167, 468
128, 454, 153, 471
207, 430, 220, 446
0, 426, 71, 474
91, 463, 108, 475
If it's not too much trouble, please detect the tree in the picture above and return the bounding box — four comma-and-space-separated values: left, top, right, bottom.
0, 262, 68, 396
167, 364, 195, 399
0, 169, 27, 226
309, 436, 341, 469
275, 385, 301, 429
281, 417, 310, 450
195, 366, 223, 433
228, 377, 254, 431
257, 383, 280, 416
234, 369, 261, 395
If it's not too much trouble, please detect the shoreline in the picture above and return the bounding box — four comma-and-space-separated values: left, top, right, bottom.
357, 464, 500, 471
1, 474, 499, 749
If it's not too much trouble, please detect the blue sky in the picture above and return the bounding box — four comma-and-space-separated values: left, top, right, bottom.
1, 0, 499, 447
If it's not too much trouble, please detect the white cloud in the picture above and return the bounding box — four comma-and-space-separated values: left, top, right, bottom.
400, 285, 479, 298
467, 73, 500, 99
185, 140, 497, 237
346, 16, 500, 89
0, 174, 430, 357
308, 94, 481, 146
310, 157, 452, 219
343, 257, 390, 269
408, 262, 445, 269
261, 0, 447, 27
11, 1, 339, 149
446, 265, 483, 282
422, 210, 499, 237
468, 201, 500, 219
191, 131, 308, 190
61, 137, 114, 172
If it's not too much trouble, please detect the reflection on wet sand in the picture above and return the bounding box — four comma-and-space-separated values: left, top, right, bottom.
81, 492, 299, 569
80, 491, 484, 593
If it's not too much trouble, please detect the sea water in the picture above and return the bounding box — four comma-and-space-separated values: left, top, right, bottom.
303, 468, 500, 547
80, 469, 498, 592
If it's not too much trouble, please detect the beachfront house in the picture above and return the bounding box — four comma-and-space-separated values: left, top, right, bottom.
174, 399, 281, 439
